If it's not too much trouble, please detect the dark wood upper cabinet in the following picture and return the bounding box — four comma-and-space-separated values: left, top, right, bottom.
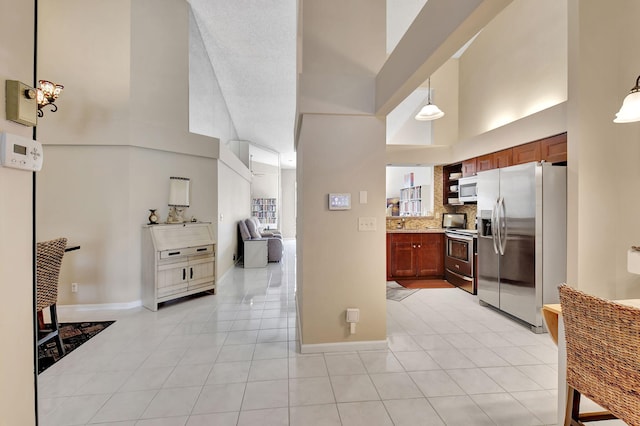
512, 133, 567, 165
512, 141, 542, 165
493, 148, 513, 169
476, 153, 495, 173
442, 133, 568, 205
461, 158, 477, 177
541, 133, 567, 163
478, 149, 512, 173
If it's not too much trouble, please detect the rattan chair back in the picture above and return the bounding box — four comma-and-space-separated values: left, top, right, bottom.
559, 284, 640, 425
36, 238, 67, 312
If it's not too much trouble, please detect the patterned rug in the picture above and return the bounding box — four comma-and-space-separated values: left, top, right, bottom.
38, 321, 115, 374
386, 281, 419, 301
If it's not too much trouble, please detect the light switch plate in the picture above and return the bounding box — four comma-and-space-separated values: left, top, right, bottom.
358, 217, 376, 231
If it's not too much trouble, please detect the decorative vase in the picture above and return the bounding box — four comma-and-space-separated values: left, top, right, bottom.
148, 209, 159, 225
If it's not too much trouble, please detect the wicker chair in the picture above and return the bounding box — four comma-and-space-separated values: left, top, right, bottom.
558, 284, 640, 426
36, 237, 67, 357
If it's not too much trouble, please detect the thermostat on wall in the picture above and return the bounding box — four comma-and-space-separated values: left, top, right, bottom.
0, 131, 43, 171
329, 193, 351, 210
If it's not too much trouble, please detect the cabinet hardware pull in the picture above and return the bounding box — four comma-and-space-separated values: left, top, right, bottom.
168, 251, 180, 256
182, 268, 186, 280
196, 248, 207, 252
190, 267, 193, 279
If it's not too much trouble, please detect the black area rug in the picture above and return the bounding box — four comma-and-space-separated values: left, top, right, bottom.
386, 281, 419, 302
38, 321, 115, 374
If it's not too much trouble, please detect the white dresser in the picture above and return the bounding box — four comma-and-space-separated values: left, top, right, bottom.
142, 223, 215, 311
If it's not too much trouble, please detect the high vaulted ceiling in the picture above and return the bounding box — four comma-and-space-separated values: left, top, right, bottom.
186, 0, 493, 169
188, 0, 298, 167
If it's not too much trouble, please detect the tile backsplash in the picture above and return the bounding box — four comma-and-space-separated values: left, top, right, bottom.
386, 165, 477, 230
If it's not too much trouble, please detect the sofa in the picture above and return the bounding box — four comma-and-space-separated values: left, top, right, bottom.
238, 219, 283, 264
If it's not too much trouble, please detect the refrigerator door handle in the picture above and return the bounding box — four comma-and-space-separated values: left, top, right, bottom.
498, 197, 507, 255
491, 200, 499, 255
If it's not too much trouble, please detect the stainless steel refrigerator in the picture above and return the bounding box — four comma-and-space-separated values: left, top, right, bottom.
477, 162, 566, 332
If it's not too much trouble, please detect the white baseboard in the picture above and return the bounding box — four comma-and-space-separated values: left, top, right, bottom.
58, 300, 142, 313
295, 294, 387, 354
295, 293, 302, 344
300, 339, 388, 354
216, 266, 235, 287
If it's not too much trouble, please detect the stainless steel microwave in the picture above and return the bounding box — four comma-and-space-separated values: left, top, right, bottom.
458, 176, 478, 203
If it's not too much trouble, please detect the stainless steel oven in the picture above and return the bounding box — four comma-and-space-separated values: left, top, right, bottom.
445, 230, 477, 294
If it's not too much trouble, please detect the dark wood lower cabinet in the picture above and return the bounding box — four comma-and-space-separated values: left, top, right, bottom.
387, 233, 444, 280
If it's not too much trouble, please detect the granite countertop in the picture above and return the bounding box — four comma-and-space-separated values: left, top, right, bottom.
387, 228, 446, 233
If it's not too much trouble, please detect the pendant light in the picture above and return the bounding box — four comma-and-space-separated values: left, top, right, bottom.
614, 75, 640, 123
415, 78, 444, 121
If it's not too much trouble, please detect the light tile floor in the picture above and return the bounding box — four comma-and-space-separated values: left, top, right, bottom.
38, 240, 620, 425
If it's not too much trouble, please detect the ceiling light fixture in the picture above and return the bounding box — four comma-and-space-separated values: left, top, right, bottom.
614, 75, 640, 123
36, 80, 64, 117
415, 78, 444, 121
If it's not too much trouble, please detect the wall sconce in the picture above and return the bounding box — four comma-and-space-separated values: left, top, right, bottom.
415, 78, 445, 121
36, 80, 64, 117
614, 75, 640, 123
167, 177, 190, 223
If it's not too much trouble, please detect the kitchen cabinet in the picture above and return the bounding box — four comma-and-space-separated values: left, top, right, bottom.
494, 148, 513, 168
477, 149, 512, 173
541, 133, 567, 163
442, 133, 568, 199
461, 158, 477, 177
386, 233, 444, 280
512, 141, 541, 165
443, 163, 462, 205
512, 133, 567, 165
142, 223, 216, 311
476, 153, 494, 173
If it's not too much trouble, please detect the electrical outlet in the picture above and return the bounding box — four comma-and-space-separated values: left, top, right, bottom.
71, 282, 78, 293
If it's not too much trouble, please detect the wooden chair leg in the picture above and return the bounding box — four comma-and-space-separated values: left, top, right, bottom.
50, 304, 65, 356
37, 310, 45, 330
565, 386, 581, 426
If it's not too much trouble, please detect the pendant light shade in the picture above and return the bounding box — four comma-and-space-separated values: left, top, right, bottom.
415, 78, 444, 121
415, 103, 445, 121
614, 75, 640, 123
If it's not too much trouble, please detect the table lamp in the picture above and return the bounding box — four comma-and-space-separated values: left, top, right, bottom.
167, 177, 190, 223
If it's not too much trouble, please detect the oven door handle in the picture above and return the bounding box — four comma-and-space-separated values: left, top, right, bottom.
446, 268, 473, 282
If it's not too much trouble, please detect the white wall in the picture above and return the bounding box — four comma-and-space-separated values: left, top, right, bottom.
298, 115, 387, 344
36, 146, 218, 305
0, 0, 36, 422
567, 0, 640, 299
35, 0, 247, 307
251, 162, 279, 199
298, 0, 387, 346
217, 161, 250, 271
458, 0, 567, 141
281, 169, 296, 238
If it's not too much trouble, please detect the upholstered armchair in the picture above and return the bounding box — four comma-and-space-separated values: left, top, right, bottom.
244, 218, 283, 262
247, 216, 281, 239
